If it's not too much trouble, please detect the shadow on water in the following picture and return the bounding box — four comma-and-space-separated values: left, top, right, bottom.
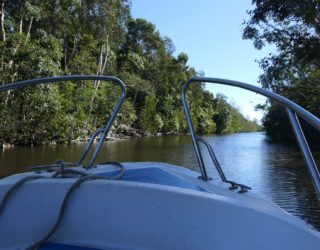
1, 132, 320, 230
0, 135, 198, 177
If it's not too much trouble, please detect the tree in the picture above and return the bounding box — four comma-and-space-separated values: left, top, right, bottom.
243, 0, 320, 141
0, 0, 260, 146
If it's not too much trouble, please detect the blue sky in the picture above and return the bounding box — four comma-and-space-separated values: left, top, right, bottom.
131, 0, 274, 121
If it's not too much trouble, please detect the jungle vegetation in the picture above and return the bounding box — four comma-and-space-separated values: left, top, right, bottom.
244, 0, 320, 142
0, 0, 260, 146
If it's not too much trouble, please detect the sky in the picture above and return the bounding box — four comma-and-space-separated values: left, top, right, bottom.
131, 0, 274, 121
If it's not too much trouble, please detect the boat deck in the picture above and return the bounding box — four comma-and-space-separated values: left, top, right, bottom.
1, 162, 320, 250
97, 167, 207, 193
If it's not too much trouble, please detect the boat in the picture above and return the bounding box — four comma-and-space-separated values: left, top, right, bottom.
0, 75, 320, 250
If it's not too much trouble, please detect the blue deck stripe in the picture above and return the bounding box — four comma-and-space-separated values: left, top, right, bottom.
98, 167, 207, 192
40, 242, 100, 249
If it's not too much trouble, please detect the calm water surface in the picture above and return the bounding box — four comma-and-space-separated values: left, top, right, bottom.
1, 132, 320, 230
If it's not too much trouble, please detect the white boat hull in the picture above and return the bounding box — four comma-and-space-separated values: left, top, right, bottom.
1, 162, 320, 249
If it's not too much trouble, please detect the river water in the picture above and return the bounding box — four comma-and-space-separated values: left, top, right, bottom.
1, 132, 320, 230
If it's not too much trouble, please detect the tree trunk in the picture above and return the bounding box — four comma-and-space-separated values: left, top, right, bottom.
19, 17, 23, 34
1, 2, 6, 42
24, 16, 33, 44
88, 38, 109, 114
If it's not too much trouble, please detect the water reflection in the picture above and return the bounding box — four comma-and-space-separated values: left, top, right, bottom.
1, 132, 320, 230
201, 132, 320, 230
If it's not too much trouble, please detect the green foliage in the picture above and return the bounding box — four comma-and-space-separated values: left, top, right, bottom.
215, 108, 231, 134
116, 100, 137, 128
244, 0, 320, 141
0, 0, 259, 145
213, 94, 261, 134
139, 95, 163, 133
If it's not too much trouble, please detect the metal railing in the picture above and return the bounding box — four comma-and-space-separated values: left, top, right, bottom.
182, 77, 320, 197
78, 128, 105, 166
196, 136, 251, 192
0, 75, 126, 168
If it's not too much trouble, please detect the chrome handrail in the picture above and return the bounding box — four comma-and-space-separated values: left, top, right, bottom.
0, 75, 126, 168
182, 76, 320, 197
78, 128, 105, 166
196, 136, 251, 192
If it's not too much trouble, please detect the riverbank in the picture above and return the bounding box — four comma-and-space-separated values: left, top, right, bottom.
0, 127, 185, 148
0, 125, 262, 149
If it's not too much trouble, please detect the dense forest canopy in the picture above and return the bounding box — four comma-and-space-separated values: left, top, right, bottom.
244, 0, 320, 141
0, 0, 260, 145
